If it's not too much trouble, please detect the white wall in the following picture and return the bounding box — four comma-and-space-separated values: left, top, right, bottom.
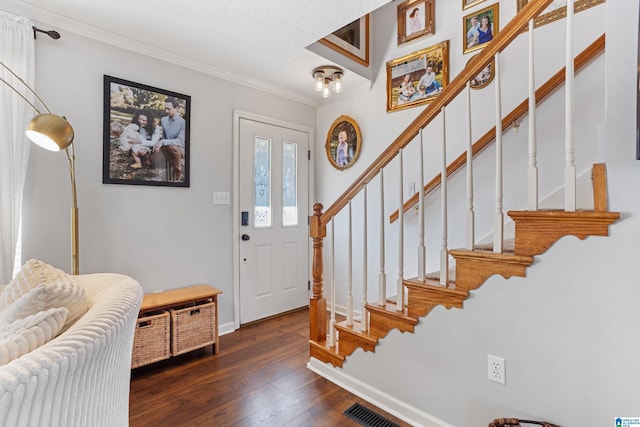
313, 1, 640, 426
15, 28, 315, 328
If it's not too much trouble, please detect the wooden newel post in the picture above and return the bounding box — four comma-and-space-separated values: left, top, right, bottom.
310, 202, 327, 343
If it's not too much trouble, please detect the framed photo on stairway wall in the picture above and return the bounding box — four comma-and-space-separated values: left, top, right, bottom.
325, 115, 362, 170
467, 54, 495, 89
319, 15, 369, 67
516, 0, 606, 29
463, 0, 487, 10
463, 3, 499, 54
397, 0, 435, 47
103, 75, 191, 187
386, 41, 449, 112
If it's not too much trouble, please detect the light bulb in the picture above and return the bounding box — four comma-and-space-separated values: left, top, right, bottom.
333, 72, 343, 93
321, 79, 331, 98
314, 71, 324, 92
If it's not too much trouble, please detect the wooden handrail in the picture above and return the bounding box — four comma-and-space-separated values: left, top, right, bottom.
389, 34, 606, 223
315, 0, 556, 230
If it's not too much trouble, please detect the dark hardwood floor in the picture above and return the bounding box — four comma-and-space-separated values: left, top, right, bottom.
129, 308, 411, 427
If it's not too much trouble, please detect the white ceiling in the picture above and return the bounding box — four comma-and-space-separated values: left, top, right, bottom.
4, 0, 391, 105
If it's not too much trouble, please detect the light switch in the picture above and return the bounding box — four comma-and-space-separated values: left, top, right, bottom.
213, 192, 230, 205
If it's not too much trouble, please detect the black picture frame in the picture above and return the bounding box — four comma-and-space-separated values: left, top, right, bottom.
103, 75, 191, 187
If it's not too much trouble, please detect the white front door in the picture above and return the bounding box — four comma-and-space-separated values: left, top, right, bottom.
238, 118, 309, 324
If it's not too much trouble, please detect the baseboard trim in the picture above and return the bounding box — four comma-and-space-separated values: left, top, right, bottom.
307, 357, 454, 427
219, 322, 235, 336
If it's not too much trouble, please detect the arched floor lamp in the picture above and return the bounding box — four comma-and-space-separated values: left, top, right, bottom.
0, 61, 78, 275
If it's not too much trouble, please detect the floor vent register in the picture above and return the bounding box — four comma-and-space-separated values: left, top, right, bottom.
343, 402, 401, 427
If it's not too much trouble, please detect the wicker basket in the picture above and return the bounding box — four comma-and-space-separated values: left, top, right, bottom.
170, 301, 215, 356
131, 310, 170, 369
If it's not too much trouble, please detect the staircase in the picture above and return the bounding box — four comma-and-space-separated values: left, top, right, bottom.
309, 0, 619, 368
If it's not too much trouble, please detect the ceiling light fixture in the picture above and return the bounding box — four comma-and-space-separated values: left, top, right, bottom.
312, 66, 344, 98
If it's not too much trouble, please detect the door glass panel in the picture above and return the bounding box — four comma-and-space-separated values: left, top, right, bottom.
282, 141, 297, 226
254, 137, 271, 228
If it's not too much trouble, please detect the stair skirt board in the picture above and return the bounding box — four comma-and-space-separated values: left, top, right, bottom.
344, 402, 401, 427
308, 358, 456, 427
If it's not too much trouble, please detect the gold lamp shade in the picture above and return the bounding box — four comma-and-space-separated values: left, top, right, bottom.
26, 113, 74, 152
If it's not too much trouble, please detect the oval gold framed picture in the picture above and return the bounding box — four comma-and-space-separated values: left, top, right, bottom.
325, 115, 362, 170
467, 55, 494, 90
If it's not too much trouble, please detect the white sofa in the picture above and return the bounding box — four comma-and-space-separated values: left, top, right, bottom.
0, 272, 143, 427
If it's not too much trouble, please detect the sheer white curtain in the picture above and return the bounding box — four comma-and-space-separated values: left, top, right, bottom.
0, 11, 35, 282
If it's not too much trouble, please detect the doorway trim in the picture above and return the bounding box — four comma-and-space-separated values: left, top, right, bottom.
232, 110, 315, 330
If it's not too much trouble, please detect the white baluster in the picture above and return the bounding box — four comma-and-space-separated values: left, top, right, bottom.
440, 107, 449, 286
564, 0, 576, 212
362, 185, 369, 332
418, 129, 426, 281
465, 82, 475, 250
493, 53, 504, 253
329, 219, 336, 347
397, 149, 405, 310
528, 18, 539, 211
347, 200, 353, 326
378, 169, 387, 307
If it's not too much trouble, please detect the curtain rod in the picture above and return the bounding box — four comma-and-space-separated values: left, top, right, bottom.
32, 26, 60, 40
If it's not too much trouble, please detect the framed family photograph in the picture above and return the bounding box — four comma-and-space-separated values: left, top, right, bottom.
325, 115, 362, 170
386, 40, 449, 112
517, 0, 605, 29
103, 75, 190, 187
319, 15, 369, 67
464, 3, 499, 54
468, 54, 495, 89
397, 0, 435, 47
463, 0, 487, 10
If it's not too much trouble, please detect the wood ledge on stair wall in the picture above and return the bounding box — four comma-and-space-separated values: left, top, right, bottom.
508, 209, 620, 257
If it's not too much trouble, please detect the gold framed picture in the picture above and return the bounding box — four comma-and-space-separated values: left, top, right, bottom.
386, 41, 449, 112
397, 0, 435, 47
463, 3, 499, 54
325, 115, 362, 170
319, 16, 369, 67
463, 0, 487, 10
516, 0, 605, 29
467, 55, 495, 89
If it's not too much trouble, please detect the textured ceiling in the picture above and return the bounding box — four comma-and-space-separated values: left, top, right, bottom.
4, 0, 391, 105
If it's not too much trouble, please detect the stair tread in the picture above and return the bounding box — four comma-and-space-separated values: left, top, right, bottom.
473, 237, 515, 252
366, 301, 419, 324
449, 247, 534, 263
335, 321, 377, 342
336, 319, 370, 334
403, 277, 468, 296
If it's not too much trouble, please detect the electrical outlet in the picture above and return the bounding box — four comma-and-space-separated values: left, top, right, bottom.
488, 354, 505, 384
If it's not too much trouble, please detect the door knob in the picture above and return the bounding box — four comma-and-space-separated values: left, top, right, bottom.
241, 234, 250, 241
